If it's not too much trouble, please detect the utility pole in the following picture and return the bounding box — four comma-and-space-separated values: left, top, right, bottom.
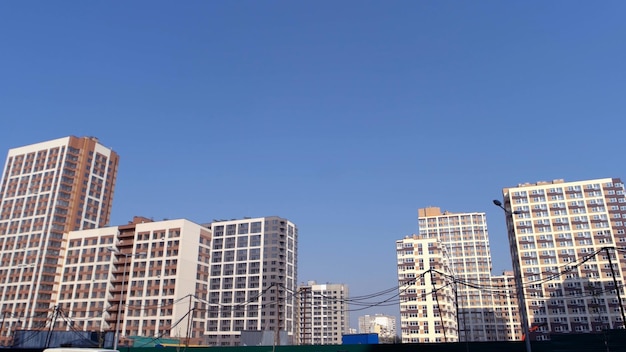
186, 295, 193, 347
45, 305, 59, 348
0, 311, 6, 347
10, 319, 21, 348
429, 269, 447, 342
274, 283, 280, 347
493, 199, 531, 352
302, 286, 311, 345
604, 247, 626, 328
589, 283, 610, 352
453, 280, 469, 351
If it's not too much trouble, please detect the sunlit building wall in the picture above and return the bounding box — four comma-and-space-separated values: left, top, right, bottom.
53, 217, 212, 346
0, 136, 119, 345
397, 207, 522, 343
501, 178, 626, 340
205, 216, 298, 346
358, 314, 397, 341
489, 271, 522, 340
396, 235, 458, 343
297, 281, 349, 345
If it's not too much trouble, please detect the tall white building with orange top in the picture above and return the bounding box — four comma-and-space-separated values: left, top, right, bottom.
397, 207, 521, 343
0, 136, 119, 345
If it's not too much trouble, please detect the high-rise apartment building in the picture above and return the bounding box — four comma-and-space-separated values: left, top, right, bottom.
501, 178, 626, 340
52, 216, 212, 347
397, 207, 520, 343
397, 233, 458, 343
358, 314, 397, 342
297, 281, 349, 345
418, 207, 494, 342
0, 136, 119, 345
205, 216, 298, 346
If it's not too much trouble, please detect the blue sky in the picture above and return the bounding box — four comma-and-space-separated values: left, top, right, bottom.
2, 1, 626, 328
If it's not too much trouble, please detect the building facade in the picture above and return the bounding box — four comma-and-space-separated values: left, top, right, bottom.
397, 207, 521, 343
205, 216, 298, 346
52, 216, 212, 346
397, 234, 458, 343
501, 178, 626, 340
0, 136, 119, 346
490, 271, 523, 340
358, 314, 397, 342
297, 281, 349, 345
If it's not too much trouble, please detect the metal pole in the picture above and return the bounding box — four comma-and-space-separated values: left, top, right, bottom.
301, 287, 309, 345
493, 200, 531, 352
429, 269, 447, 342
45, 305, 58, 348
116, 255, 128, 350
186, 294, 192, 347
0, 311, 6, 347
453, 283, 460, 339
274, 283, 279, 347
604, 247, 626, 328
453, 280, 468, 351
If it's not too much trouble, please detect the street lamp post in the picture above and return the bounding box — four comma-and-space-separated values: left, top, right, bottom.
493, 199, 532, 352
107, 247, 139, 350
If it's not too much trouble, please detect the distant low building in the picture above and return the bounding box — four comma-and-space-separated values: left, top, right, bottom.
358, 314, 397, 342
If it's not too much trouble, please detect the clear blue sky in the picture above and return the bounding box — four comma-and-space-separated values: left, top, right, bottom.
2, 1, 626, 329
